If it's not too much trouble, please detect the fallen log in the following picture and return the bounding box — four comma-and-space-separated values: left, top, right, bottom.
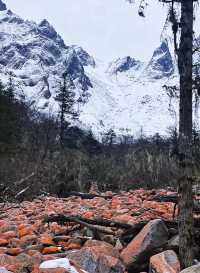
44, 214, 116, 235
45, 214, 132, 229
120, 221, 148, 242
76, 216, 132, 229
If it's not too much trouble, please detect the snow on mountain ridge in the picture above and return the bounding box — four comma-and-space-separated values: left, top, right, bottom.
0, 1, 181, 137
0, 6, 93, 111
145, 41, 175, 79
107, 56, 142, 75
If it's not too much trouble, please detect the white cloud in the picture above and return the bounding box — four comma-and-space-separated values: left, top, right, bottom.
5, 0, 169, 61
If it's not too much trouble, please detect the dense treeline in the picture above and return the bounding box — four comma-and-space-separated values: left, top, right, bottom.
1, 80, 200, 201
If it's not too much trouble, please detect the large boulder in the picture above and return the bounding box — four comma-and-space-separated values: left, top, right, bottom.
120, 219, 168, 271
149, 250, 180, 273
168, 235, 179, 251
66, 247, 125, 273
83, 240, 119, 258
180, 265, 200, 273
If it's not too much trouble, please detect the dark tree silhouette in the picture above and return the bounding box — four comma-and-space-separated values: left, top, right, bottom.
55, 73, 78, 147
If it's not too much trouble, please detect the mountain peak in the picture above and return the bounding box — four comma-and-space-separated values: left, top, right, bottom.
145, 40, 174, 79
107, 56, 141, 74
39, 19, 51, 28
0, 0, 7, 11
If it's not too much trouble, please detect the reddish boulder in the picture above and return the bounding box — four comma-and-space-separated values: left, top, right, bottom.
0, 240, 8, 247
40, 234, 54, 246
18, 225, 34, 238
6, 248, 22, 256
120, 219, 168, 271
150, 250, 180, 273
84, 240, 119, 258
66, 247, 125, 273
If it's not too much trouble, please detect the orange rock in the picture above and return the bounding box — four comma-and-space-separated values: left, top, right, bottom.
6, 248, 22, 256
19, 226, 34, 238
40, 234, 54, 246
150, 250, 180, 273
19, 235, 38, 248
42, 246, 62, 255
0, 239, 8, 246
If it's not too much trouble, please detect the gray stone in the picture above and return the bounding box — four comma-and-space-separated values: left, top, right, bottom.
180, 265, 200, 273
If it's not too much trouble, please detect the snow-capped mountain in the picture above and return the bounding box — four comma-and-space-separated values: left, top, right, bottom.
0, 0, 181, 137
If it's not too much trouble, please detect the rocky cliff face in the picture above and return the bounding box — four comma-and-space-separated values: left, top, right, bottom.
0, 0, 6, 11
145, 41, 175, 79
0, 4, 94, 111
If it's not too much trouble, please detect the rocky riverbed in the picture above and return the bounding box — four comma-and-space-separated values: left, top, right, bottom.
0, 189, 199, 273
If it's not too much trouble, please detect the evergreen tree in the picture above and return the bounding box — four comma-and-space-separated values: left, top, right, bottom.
0, 78, 17, 152
56, 72, 78, 147
103, 129, 116, 146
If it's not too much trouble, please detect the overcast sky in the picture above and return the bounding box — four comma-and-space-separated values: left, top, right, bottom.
5, 0, 172, 61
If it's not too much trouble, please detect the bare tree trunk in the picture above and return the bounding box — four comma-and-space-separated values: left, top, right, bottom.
178, 0, 194, 268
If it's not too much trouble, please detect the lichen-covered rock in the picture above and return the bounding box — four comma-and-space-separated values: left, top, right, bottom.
168, 235, 179, 251
66, 247, 125, 273
149, 250, 180, 273
120, 219, 168, 271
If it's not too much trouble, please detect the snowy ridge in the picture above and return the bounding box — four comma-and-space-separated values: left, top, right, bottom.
0, 0, 192, 138
82, 60, 179, 137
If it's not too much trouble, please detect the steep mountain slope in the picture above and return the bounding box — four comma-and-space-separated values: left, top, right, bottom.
80, 41, 179, 137
0, 0, 181, 137
0, 1, 94, 110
